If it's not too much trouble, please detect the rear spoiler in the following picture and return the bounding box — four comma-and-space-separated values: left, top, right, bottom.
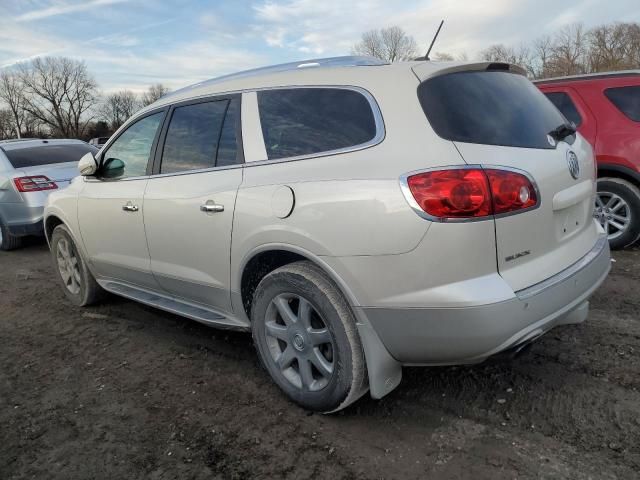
412, 61, 527, 82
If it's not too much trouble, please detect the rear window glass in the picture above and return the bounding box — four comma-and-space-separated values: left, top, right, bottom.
418, 71, 567, 149
544, 92, 582, 127
257, 88, 377, 160
604, 86, 640, 122
4, 143, 97, 169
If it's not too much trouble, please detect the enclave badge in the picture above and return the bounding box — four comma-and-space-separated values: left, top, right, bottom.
567, 150, 580, 179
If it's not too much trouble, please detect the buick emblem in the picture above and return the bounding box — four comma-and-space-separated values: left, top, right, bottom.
567, 151, 580, 179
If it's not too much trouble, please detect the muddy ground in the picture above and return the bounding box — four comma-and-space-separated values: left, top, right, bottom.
0, 240, 638, 479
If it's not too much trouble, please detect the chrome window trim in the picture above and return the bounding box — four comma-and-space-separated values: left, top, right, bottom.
398, 164, 541, 223
516, 233, 609, 299
246, 85, 386, 167
98, 85, 386, 180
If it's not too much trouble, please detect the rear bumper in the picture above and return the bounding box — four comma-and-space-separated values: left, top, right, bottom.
361, 234, 610, 365
0, 203, 45, 237
7, 219, 44, 237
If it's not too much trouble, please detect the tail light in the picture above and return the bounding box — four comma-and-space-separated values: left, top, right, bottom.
403, 167, 538, 220
13, 176, 58, 192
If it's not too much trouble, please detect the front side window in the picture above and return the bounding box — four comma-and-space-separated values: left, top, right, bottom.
604, 86, 640, 122
102, 112, 164, 179
418, 71, 567, 149
257, 88, 377, 160
544, 91, 583, 127
160, 98, 239, 174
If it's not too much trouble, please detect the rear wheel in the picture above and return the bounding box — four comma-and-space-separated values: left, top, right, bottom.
595, 177, 640, 249
251, 261, 368, 412
51, 224, 104, 306
0, 219, 22, 251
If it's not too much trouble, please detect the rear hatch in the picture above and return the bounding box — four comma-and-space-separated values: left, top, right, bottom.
413, 62, 600, 291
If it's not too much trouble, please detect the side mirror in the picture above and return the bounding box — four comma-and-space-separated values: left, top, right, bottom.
78, 152, 98, 176
102, 158, 126, 179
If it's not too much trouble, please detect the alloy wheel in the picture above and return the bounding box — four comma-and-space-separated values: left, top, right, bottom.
264, 293, 335, 392
56, 238, 82, 295
595, 192, 631, 241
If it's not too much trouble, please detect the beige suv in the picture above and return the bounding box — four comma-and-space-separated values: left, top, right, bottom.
45, 56, 610, 412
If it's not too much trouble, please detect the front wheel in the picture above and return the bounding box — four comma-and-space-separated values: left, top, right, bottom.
595, 178, 640, 249
51, 224, 104, 306
251, 261, 368, 412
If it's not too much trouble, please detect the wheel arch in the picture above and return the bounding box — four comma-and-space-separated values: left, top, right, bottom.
237, 244, 361, 321
44, 214, 65, 245
597, 163, 640, 188
236, 243, 403, 400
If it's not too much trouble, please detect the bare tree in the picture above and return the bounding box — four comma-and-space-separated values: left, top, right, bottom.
0, 71, 27, 138
140, 83, 169, 107
352, 26, 418, 62
101, 90, 139, 130
481, 43, 536, 76
588, 22, 640, 72
18, 57, 98, 138
0, 109, 15, 140
546, 23, 588, 76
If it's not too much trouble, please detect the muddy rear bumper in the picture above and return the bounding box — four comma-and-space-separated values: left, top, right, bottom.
361, 234, 610, 365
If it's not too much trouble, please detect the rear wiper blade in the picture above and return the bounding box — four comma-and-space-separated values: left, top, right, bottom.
548, 123, 576, 142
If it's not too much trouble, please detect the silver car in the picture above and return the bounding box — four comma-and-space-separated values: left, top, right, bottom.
0, 139, 97, 250
44, 57, 611, 412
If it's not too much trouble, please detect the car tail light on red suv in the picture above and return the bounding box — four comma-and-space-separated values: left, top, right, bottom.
13, 176, 58, 192
402, 167, 538, 220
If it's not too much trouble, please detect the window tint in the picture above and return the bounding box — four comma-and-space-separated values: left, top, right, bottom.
544, 92, 582, 127
102, 112, 164, 179
257, 88, 377, 160
160, 98, 239, 174
5, 143, 97, 169
605, 86, 640, 122
418, 71, 567, 149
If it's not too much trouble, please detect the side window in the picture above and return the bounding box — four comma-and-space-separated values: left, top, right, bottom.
102, 112, 164, 179
257, 88, 378, 160
604, 86, 640, 122
544, 92, 582, 127
160, 98, 239, 174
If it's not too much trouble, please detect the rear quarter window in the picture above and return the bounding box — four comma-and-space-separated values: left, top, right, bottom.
257, 87, 378, 160
604, 86, 640, 122
544, 91, 582, 127
4, 144, 97, 169
418, 71, 567, 149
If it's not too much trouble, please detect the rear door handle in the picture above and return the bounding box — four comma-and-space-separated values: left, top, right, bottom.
122, 202, 139, 212
200, 201, 224, 213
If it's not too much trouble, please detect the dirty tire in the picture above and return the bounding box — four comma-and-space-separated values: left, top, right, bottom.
597, 177, 640, 249
0, 219, 22, 251
251, 261, 368, 413
51, 224, 104, 307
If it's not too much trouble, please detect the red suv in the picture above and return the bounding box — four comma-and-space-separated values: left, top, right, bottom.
536, 71, 640, 249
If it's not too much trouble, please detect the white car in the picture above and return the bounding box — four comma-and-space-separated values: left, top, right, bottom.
44, 57, 610, 412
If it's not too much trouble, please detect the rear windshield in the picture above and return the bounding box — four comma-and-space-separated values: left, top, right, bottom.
4, 143, 97, 169
418, 71, 567, 149
604, 86, 640, 122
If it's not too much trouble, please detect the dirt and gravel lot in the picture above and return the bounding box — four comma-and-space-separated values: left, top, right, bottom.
1, 239, 639, 480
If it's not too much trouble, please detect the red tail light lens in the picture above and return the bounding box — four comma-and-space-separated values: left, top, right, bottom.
406, 169, 492, 218
13, 176, 58, 192
404, 167, 537, 220
484, 169, 537, 214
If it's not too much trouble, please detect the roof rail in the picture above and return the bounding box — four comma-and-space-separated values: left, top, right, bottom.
167, 56, 388, 98
534, 70, 640, 84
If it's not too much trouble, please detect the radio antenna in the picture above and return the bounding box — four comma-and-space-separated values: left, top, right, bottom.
425, 20, 444, 61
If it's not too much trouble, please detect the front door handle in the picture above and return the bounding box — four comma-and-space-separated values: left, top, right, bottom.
122, 202, 139, 212
200, 200, 224, 213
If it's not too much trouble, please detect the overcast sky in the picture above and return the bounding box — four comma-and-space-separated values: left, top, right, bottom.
1, 0, 639, 93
